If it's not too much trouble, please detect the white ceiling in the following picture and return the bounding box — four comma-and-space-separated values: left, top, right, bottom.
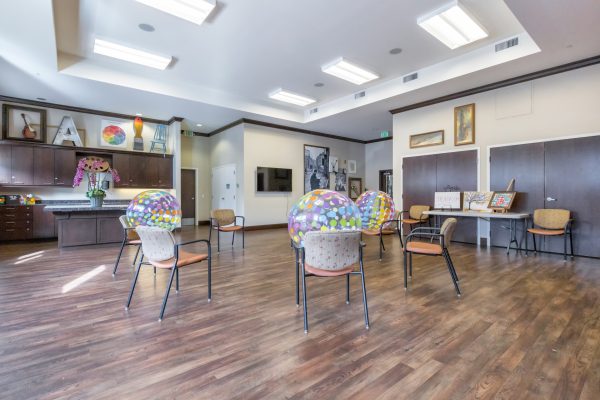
1, 0, 599, 140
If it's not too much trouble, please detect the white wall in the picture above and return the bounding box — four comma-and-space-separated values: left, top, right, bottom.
365, 140, 393, 192
243, 124, 366, 226
392, 64, 600, 210
181, 135, 211, 222
210, 124, 245, 215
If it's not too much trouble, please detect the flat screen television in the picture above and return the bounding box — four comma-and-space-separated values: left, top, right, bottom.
256, 167, 292, 192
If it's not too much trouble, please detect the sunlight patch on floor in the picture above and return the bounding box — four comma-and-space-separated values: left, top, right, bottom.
61, 265, 106, 294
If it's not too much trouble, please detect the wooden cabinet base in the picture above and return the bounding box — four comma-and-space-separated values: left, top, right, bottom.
55, 210, 124, 247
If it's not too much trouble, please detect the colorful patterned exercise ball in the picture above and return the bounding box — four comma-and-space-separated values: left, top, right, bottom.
127, 190, 181, 230
288, 189, 362, 246
355, 190, 395, 230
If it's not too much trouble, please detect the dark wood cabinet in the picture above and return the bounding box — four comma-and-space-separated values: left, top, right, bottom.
112, 153, 130, 188
0, 145, 11, 184
157, 157, 173, 188
10, 145, 34, 185
33, 205, 56, 239
0, 205, 33, 241
54, 149, 76, 186
145, 157, 160, 188
34, 147, 55, 186
129, 154, 148, 187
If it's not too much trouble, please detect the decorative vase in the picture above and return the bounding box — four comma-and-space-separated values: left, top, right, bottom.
133, 117, 144, 151
90, 196, 104, 208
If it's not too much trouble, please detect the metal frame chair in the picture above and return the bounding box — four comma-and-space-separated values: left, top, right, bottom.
400, 205, 431, 236
112, 215, 142, 276
525, 209, 574, 261
209, 209, 245, 252
300, 230, 369, 333
126, 226, 212, 321
403, 218, 461, 297
361, 211, 403, 260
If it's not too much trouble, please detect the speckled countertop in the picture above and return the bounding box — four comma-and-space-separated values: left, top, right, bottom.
43, 204, 129, 212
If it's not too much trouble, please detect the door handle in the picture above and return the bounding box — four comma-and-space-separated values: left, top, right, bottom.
546, 197, 557, 202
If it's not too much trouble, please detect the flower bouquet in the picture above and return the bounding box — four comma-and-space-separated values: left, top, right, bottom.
73, 157, 120, 207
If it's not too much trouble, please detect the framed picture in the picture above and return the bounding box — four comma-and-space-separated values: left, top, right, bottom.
100, 119, 129, 149
348, 177, 362, 200
488, 191, 516, 211
1, 104, 47, 143
454, 103, 475, 146
334, 171, 347, 192
304, 144, 330, 193
409, 130, 444, 148
463, 191, 493, 211
329, 156, 339, 173
347, 159, 357, 174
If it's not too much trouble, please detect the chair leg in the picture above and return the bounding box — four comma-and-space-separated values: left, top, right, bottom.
525, 230, 529, 256
217, 230, 220, 252
346, 273, 350, 304
133, 245, 141, 266
379, 235, 384, 260
158, 267, 177, 321
112, 237, 127, 276
301, 266, 308, 334
403, 250, 408, 290
563, 234, 567, 261
242, 228, 245, 249
207, 257, 212, 302
295, 248, 300, 306
232, 231, 235, 246
409, 252, 413, 278
532, 233, 537, 254
359, 258, 370, 329
176, 268, 180, 292
443, 250, 461, 297
397, 228, 403, 248
125, 258, 143, 309
570, 232, 574, 259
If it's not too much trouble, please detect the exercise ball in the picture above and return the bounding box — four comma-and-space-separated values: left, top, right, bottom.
355, 190, 395, 230
288, 189, 362, 246
127, 190, 181, 231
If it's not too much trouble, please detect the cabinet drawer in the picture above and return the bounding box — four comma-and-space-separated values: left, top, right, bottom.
0, 226, 33, 240
0, 208, 33, 221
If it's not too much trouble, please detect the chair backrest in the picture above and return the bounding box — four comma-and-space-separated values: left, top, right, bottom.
135, 226, 176, 262
120, 215, 140, 241
303, 230, 360, 271
211, 209, 236, 226
533, 209, 570, 229
440, 218, 458, 248
409, 205, 431, 220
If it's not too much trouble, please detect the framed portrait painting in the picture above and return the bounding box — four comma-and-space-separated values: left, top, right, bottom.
454, 103, 475, 146
348, 177, 362, 201
1, 104, 47, 143
304, 144, 330, 193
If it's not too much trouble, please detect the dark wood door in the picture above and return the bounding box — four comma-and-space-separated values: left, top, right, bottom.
181, 169, 196, 223
145, 157, 160, 188
158, 157, 173, 188
436, 150, 478, 243
402, 154, 437, 210
112, 153, 130, 188
490, 143, 545, 248
544, 136, 600, 257
10, 145, 34, 185
33, 147, 55, 185
0, 145, 12, 184
54, 149, 75, 186
129, 155, 148, 188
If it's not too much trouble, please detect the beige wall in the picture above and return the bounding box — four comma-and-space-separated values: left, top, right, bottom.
209, 124, 245, 215
243, 124, 366, 226
365, 140, 393, 193
392, 64, 600, 210
181, 135, 211, 222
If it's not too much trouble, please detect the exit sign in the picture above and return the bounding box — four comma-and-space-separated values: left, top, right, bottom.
380, 130, 390, 138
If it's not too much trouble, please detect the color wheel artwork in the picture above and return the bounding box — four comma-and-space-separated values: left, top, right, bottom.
100, 119, 128, 148
288, 189, 362, 247
127, 190, 182, 231
355, 190, 395, 230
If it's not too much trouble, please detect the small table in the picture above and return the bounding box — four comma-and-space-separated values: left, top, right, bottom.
423, 210, 530, 254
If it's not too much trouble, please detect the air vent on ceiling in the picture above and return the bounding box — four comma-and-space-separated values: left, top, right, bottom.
354, 91, 366, 100
403, 72, 419, 83
309, 107, 319, 115
495, 37, 519, 52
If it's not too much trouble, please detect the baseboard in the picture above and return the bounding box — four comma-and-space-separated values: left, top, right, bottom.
244, 223, 287, 231
197, 220, 210, 226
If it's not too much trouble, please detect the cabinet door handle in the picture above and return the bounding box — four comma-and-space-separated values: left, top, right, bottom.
6, 229, 15, 232
5, 221, 15, 224
546, 197, 557, 202
5, 214, 15, 217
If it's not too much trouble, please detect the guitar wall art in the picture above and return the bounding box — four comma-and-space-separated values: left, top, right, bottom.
1, 104, 47, 143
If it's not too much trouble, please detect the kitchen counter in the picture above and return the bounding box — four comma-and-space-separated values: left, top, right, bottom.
44, 204, 129, 212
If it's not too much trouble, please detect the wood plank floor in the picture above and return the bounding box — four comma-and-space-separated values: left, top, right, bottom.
1, 227, 599, 399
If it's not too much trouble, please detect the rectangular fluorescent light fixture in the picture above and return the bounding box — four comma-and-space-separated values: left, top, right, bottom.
418, 1, 487, 49
269, 89, 316, 107
321, 58, 378, 85
93, 39, 172, 70
136, 0, 216, 26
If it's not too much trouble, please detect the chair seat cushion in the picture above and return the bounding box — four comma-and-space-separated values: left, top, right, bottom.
528, 228, 565, 236
214, 225, 243, 232
401, 218, 422, 224
304, 263, 354, 277
405, 241, 443, 255
149, 250, 209, 269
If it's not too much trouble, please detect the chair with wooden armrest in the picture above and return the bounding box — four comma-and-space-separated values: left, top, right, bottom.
209, 209, 245, 252
400, 205, 431, 236
300, 230, 369, 333
112, 215, 142, 276
361, 210, 403, 260
525, 209, 574, 261
126, 226, 212, 321
403, 218, 461, 297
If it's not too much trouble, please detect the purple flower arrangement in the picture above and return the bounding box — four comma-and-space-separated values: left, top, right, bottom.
73, 157, 121, 199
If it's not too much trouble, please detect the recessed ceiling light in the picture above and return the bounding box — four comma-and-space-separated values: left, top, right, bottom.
418, 0, 487, 49
136, 0, 216, 26
136, 113, 143, 116
269, 89, 316, 107
93, 38, 172, 70
138, 23, 155, 32
321, 58, 378, 85
314, 82, 325, 87
196, 123, 202, 127
389, 48, 402, 55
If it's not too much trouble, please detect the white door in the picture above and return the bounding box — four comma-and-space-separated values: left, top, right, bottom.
212, 164, 237, 211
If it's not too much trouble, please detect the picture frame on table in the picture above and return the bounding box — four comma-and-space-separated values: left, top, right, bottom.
409, 130, 444, 149
304, 144, 330, 193
348, 177, 362, 200
454, 103, 475, 146
488, 191, 517, 211
1, 104, 47, 143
